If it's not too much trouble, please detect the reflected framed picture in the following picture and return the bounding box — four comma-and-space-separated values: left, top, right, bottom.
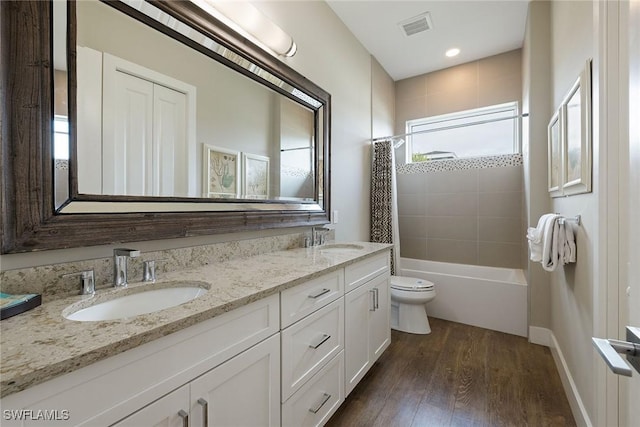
562, 59, 592, 196
242, 153, 270, 199
547, 108, 563, 197
203, 144, 240, 198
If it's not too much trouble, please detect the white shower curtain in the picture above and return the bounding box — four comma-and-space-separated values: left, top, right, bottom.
370, 139, 400, 275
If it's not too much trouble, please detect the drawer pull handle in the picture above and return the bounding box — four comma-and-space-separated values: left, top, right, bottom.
309, 333, 331, 349
370, 289, 376, 311
178, 409, 189, 427
308, 288, 331, 299
197, 398, 209, 427
309, 392, 332, 414
374, 288, 379, 309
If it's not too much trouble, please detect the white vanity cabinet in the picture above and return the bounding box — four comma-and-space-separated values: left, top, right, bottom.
281, 349, 344, 427
1, 248, 392, 427
189, 333, 281, 427
344, 253, 391, 396
113, 334, 281, 427
112, 385, 190, 427
280, 271, 346, 427
1, 295, 280, 427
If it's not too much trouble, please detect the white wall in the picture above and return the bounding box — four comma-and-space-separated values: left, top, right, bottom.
550, 0, 597, 422
0, 1, 387, 270
550, 0, 598, 423
523, 1, 552, 330
371, 57, 395, 139
524, 1, 601, 423
253, 1, 377, 242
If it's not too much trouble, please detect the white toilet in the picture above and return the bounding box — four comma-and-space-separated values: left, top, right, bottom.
390, 276, 436, 334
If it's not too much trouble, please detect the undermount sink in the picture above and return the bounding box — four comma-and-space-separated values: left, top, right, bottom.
319, 243, 365, 254
64, 284, 209, 322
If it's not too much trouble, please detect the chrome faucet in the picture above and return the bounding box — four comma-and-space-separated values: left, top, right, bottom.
142, 258, 167, 283
311, 225, 332, 246
62, 269, 95, 295
113, 248, 140, 287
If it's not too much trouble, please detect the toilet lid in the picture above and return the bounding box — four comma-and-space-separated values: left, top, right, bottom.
390, 276, 434, 291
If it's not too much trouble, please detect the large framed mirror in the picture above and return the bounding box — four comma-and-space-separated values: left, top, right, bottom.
1, 0, 331, 253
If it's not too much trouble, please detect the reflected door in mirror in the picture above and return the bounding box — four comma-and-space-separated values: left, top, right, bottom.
78, 48, 196, 197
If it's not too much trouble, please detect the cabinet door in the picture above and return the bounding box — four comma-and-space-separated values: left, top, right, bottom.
369, 273, 391, 360
344, 280, 375, 396
190, 333, 280, 427
113, 384, 189, 427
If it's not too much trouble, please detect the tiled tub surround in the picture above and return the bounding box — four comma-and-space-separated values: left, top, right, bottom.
397, 160, 525, 269
0, 241, 389, 398
0, 232, 319, 301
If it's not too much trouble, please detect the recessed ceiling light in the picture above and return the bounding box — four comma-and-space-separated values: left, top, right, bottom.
445, 48, 460, 58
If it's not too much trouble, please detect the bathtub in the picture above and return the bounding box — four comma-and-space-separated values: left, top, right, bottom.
399, 258, 528, 337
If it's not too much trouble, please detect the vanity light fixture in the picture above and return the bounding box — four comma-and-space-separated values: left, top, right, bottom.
190, 0, 297, 57
445, 48, 460, 58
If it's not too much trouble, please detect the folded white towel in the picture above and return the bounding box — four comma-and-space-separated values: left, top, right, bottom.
561, 222, 577, 264
542, 216, 561, 271
527, 214, 558, 263
529, 213, 578, 271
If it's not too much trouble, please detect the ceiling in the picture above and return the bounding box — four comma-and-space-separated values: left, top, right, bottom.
326, 0, 530, 81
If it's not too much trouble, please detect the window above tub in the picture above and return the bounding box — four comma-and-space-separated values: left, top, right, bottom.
405, 102, 521, 163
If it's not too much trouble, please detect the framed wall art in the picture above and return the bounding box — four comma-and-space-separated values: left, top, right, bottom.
547, 59, 592, 197
242, 153, 270, 199
562, 59, 592, 195
203, 144, 240, 198
547, 109, 563, 197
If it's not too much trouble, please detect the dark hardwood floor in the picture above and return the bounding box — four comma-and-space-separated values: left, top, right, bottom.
327, 318, 576, 427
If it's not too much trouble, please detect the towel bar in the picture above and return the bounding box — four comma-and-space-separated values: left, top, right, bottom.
558, 214, 581, 226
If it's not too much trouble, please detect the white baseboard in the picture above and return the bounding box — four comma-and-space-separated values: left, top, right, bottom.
528, 326, 551, 346
531, 327, 592, 427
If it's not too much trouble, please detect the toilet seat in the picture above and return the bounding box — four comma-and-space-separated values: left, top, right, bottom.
390, 276, 434, 292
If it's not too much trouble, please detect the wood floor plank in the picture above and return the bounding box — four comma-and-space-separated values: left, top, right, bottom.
327, 318, 576, 427
421, 320, 468, 413
450, 325, 489, 422
486, 330, 529, 426
372, 322, 446, 427
327, 330, 414, 426
410, 402, 453, 426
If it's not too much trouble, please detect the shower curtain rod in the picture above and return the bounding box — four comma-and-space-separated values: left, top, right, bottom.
371, 112, 529, 144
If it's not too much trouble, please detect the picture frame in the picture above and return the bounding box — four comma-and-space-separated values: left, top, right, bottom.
547, 108, 563, 197
202, 144, 240, 198
242, 153, 270, 199
547, 59, 592, 197
562, 59, 592, 196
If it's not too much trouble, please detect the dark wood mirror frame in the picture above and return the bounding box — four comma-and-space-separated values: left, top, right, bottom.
1, 0, 331, 254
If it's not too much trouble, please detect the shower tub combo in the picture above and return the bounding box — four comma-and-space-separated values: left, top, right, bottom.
399, 257, 528, 337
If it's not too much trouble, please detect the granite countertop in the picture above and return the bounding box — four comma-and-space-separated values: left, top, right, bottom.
0, 242, 392, 398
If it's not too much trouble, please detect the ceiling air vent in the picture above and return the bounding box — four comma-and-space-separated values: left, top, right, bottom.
398, 12, 433, 37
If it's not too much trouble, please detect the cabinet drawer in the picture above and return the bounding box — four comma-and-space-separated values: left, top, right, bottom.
281, 298, 344, 401
281, 270, 344, 328
282, 351, 344, 427
344, 252, 390, 292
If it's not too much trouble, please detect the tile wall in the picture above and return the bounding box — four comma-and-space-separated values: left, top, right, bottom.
397, 162, 525, 269
395, 49, 523, 137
